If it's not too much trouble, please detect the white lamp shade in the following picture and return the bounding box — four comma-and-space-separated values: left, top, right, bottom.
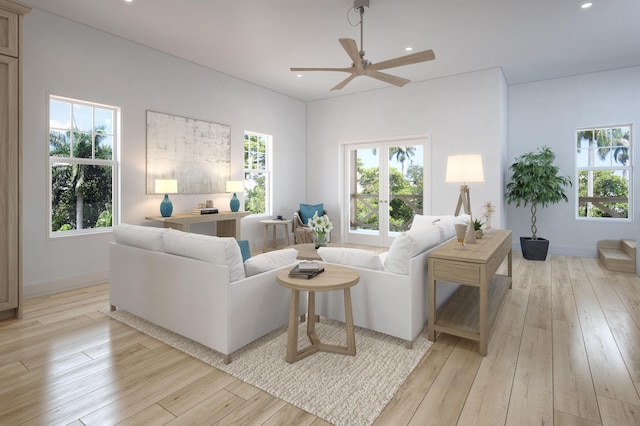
226, 181, 244, 193
154, 179, 178, 194
445, 155, 484, 183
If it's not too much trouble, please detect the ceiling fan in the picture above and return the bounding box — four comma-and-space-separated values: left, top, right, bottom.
290, 0, 435, 91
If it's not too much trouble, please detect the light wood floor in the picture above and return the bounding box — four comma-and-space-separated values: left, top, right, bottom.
1, 252, 640, 425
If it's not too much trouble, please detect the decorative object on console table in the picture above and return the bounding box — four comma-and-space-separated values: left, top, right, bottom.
226, 181, 243, 212
454, 223, 467, 249
482, 201, 496, 233
155, 179, 178, 217
308, 212, 333, 249
504, 146, 572, 261
445, 154, 484, 244
473, 218, 484, 239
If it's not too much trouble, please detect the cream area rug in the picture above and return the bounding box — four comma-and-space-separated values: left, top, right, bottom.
102, 308, 432, 426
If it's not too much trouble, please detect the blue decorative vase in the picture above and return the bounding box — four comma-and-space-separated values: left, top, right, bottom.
229, 193, 240, 212
160, 194, 173, 217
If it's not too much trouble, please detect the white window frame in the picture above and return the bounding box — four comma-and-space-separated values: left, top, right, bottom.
48, 95, 120, 238
243, 130, 272, 216
575, 124, 633, 222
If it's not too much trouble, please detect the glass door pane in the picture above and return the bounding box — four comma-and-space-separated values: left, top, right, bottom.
344, 139, 426, 247
348, 147, 381, 236
388, 144, 424, 233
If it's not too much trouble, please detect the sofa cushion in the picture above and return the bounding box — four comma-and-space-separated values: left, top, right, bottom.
244, 248, 298, 277
317, 247, 383, 270
163, 230, 246, 282
384, 224, 442, 274
113, 223, 166, 251
299, 203, 324, 225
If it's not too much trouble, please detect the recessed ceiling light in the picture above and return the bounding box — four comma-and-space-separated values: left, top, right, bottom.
124, 0, 133, 3
296, 74, 302, 78
405, 47, 413, 52
581, 2, 593, 8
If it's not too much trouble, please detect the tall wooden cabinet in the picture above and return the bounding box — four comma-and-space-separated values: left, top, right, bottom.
0, 0, 29, 320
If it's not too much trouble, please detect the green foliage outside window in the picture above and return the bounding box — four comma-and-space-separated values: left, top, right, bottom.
576, 125, 631, 219
50, 130, 113, 232
49, 96, 117, 235
578, 170, 628, 218
243, 132, 270, 215
356, 146, 424, 232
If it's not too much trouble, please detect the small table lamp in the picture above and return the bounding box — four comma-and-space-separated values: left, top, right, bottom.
445, 155, 484, 243
155, 179, 178, 217
226, 181, 244, 212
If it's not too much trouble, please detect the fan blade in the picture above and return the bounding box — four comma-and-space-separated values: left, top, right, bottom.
290, 66, 354, 72
367, 49, 435, 71
331, 73, 358, 91
365, 71, 410, 87
339, 38, 365, 73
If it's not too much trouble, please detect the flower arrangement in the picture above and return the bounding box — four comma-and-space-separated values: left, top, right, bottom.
308, 212, 333, 248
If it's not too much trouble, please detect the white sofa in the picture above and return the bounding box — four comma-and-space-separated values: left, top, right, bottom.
109, 224, 303, 363
315, 215, 469, 347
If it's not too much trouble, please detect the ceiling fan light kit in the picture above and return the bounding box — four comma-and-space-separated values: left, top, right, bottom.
290, 0, 435, 91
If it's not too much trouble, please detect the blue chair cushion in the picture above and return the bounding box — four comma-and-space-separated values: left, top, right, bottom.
236, 239, 251, 262
300, 203, 324, 225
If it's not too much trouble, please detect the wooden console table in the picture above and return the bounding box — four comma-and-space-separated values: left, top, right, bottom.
145, 211, 250, 239
427, 229, 512, 355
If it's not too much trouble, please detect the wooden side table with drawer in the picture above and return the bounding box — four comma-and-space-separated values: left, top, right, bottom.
427, 229, 512, 355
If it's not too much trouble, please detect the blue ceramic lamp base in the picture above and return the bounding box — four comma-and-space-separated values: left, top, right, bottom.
160, 194, 173, 217
229, 193, 240, 212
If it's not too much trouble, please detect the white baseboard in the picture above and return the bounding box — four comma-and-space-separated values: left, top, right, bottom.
23, 271, 109, 299
511, 243, 597, 259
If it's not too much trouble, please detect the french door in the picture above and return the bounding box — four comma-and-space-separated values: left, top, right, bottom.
343, 136, 428, 247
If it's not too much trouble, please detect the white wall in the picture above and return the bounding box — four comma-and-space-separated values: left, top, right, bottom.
508, 66, 640, 257
306, 68, 508, 241
21, 10, 307, 296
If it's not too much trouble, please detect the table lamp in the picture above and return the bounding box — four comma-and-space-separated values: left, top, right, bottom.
155, 179, 178, 217
226, 181, 243, 212
445, 155, 484, 243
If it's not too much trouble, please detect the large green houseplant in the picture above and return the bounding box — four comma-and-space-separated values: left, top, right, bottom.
505, 146, 572, 260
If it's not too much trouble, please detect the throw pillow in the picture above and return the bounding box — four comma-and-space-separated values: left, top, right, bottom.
299, 203, 324, 225
236, 239, 252, 262
383, 224, 442, 274
411, 214, 470, 241
244, 248, 298, 277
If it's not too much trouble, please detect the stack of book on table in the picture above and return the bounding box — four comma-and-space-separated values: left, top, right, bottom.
288, 261, 324, 279
191, 208, 219, 215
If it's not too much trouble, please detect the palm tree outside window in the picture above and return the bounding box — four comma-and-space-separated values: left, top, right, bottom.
48, 95, 119, 236
576, 125, 632, 219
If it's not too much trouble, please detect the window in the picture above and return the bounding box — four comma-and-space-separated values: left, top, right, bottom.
48, 95, 119, 236
576, 125, 632, 219
243, 131, 271, 215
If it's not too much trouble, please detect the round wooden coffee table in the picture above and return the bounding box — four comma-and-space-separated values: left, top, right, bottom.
277, 264, 360, 363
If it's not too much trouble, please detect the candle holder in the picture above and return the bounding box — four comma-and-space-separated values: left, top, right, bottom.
454, 224, 467, 249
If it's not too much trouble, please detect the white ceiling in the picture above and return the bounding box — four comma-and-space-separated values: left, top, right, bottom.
20, 0, 640, 102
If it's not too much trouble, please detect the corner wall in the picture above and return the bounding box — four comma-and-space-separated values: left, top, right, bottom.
306, 68, 508, 240
508, 66, 640, 257
21, 9, 307, 296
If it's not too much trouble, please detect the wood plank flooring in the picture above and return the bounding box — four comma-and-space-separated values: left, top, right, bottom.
1, 252, 640, 425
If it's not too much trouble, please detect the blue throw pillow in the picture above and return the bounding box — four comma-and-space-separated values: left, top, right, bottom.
300, 203, 323, 225
236, 239, 251, 262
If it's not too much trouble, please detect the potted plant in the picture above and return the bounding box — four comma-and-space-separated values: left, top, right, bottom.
473, 218, 484, 239
504, 146, 572, 261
